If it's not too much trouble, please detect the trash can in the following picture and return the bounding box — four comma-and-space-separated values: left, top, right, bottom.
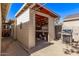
63, 35, 72, 44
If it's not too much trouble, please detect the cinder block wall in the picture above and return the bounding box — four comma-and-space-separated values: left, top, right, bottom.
15, 8, 36, 49
27, 9, 36, 49
28, 9, 56, 48
15, 8, 56, 49
48, 17, 55, 42
16, 8, 30, 48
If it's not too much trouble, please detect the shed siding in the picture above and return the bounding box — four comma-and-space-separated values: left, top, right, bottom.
15, 7, 57, 49
16, 8, 30, 48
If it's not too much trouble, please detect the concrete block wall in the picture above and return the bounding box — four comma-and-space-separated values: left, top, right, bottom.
15, 8, 56, 49
27, 9, 56, 48
28, 9, 35, 49
48, 17, 55, 42
16, 8, 30, 48
17, 23, 29, 48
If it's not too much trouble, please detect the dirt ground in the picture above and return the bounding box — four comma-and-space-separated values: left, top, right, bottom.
1, 37, 79, 56
31, 40, 79, 56
1, 37, 29, 56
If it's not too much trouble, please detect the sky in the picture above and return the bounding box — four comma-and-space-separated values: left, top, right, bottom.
6, 3, 24, 20
7, 3, 79, 21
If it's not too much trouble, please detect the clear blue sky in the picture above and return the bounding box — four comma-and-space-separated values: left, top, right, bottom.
6, 3, 24, 20
7, 3, 79, 21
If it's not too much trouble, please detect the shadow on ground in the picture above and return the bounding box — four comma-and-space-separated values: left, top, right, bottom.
1, 37, 54, 56
1, 37, 30, 56
30, 40, 54, 54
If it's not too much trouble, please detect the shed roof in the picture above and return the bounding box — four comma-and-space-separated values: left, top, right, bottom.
64, 13, 79, 22
15, 3, 59, 18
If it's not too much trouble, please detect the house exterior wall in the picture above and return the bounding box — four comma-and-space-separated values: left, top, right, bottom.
15, 8, 56, 49
0, 4, 1, 54
62, 20, 79, 41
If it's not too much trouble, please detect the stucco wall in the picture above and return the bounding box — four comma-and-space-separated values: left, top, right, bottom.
62, 20, 79, 41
